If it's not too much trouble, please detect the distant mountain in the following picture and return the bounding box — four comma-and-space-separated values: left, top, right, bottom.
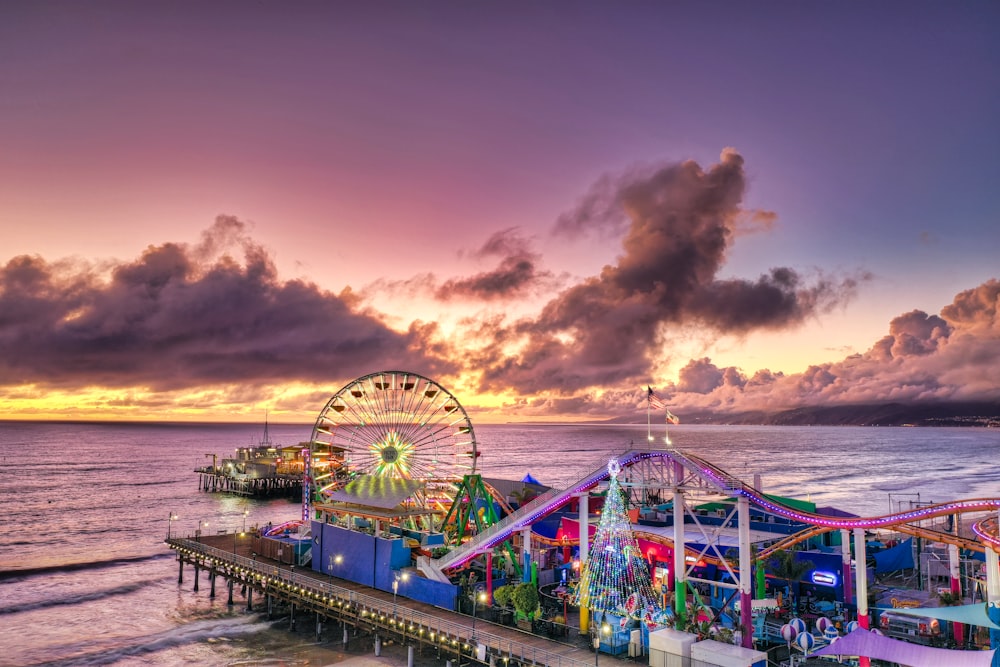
629, 401, 1000, 427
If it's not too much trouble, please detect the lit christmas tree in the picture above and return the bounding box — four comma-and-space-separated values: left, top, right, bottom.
573, 459, 664, 624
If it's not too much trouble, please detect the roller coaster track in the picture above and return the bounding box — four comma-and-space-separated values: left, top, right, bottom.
682, 450, 1000, 535
421, 448, 1000, 580
430, 451, 675, 573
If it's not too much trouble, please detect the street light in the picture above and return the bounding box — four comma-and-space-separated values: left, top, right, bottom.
242, 509, 249, 532
197, 519, 208, 543
594, 622, 610, 667
393, 571, 410, 614
233, 530, 245, 554
167, 512, 178, 539
471, 590, 487, 641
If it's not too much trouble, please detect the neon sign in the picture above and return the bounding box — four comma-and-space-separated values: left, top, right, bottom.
811, 570, 839, 587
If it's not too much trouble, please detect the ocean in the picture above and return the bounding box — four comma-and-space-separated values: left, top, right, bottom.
2, 421, 999, 666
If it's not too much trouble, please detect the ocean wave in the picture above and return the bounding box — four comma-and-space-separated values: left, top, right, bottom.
23, 616, 276, 667
0, 579, 156, 614
0, 552, 171, 581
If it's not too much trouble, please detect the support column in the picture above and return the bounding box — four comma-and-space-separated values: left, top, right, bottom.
374, 634, 381, 657
227, 578, 234, 605
948, 543, 965, 646
209, 570, 216, 598
316, 612, 322, 641
986, 543, 1000, 649
578, 492, 590, 635
841, 529, 853, 606
853, 528, 870, 667
738, 495, 752, 648
521, 528, 532, 583
178, 560, 184, 584
673, 469, 687, 623
246, 585, 253, 611
343, 625, 349, 646
289, 603, 296, 630
486, 551, 493, 602
408, 645, 415, 667
193, 564, 199, 592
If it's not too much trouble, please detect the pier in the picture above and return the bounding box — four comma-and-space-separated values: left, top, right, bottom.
194, 464, 302, 497
167, 533, 598, 667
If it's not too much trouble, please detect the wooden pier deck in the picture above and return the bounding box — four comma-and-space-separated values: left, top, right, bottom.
167, 533, 605, 667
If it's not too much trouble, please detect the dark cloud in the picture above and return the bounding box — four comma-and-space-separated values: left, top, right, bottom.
0, 215, 453, 391
434, 228, 554, 301
477, 149, 863, 393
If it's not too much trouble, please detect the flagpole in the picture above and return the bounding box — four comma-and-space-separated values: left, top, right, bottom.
646, 390, 652, 448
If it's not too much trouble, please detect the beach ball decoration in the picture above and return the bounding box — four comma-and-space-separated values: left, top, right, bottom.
824, 625, 840, 641
788, 617, 806, 634
846, 621, 860, 633
780, 623, 798, 643
796, 631, 816, 653
815, 616, 832, 633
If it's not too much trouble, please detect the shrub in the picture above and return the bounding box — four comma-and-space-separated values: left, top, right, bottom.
493, 585, 513, 608
512, 582, 539, 617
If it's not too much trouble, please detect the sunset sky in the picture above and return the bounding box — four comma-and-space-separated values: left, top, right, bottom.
1, 2, 998, 423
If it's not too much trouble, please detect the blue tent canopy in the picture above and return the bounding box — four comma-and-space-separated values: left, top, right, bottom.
521, 473, 541, 485
873, 538, 915, 573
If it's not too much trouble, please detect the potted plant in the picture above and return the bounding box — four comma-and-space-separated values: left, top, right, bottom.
512, 582, 540, 631
550, 614, 569, 637
493, 585, 514, 625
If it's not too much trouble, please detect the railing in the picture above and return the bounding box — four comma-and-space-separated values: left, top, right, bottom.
168, 539, 595, 667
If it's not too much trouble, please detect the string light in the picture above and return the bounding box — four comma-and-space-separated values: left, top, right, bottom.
572, 459, 665, 625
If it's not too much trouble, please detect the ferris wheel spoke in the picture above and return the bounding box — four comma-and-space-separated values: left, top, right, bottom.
308, 371, 478, 506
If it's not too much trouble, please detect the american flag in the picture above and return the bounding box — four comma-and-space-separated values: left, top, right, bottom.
647, 387, 680, 424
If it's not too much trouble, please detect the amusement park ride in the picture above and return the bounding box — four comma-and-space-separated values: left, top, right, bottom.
297, 370, 1000, 667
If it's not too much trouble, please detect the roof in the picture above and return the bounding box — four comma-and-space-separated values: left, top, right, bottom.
314, 502, 437, 521
325, 475, 425, 510
814, 628, 995, 666
482, 476, 549, 500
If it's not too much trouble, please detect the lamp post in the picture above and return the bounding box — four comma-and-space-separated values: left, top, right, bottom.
197, 519, 208, 543
242, 509, 249, 532
393, 571, 410, 615
594, 622, 610, 667
471, 590, 487, 641
167, 512, 178, 539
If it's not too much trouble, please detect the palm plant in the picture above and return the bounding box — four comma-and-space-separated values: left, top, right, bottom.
767, 549, 814, 614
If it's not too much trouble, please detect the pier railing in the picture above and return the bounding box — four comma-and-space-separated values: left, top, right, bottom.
168, 539, 594, 667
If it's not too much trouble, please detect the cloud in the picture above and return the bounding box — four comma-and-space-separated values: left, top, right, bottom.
359, 228, 557, 305
476, 149, 864, 393
434, 228, 555, 301
0, 215, 453, 391
660, 279, 1000, 414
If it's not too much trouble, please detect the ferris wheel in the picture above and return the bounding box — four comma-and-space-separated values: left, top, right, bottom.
308, 371, 478, 501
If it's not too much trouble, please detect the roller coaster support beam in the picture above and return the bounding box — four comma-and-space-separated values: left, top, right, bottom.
486, 551, 493, 602
673, 470, 687, 623
854, 528, 870, 667
987, 521, 1000, 649
522, 528, 532, 583
738, 495, 752, 649
578, 492, 590, 635
949, 543, 965, 646
841, 529, 853, 605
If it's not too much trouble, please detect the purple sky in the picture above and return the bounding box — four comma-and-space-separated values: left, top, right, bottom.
1, 2, 998, 421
